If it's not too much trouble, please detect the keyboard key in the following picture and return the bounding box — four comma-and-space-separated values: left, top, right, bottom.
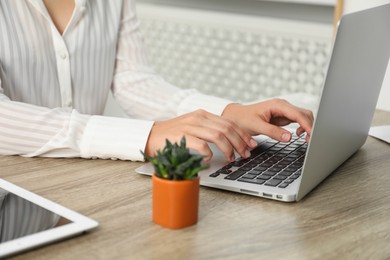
278, 183, 290, 188
273, 175, 288, 180
250, 142, 275, 155
277, 160, 291, 166
289, 174, 301, 179
267, 158, 279, 163
258, 154, 271, 160
240, 165, 253, 171
257, 175, 271, 180
225, 170, 247, 180
283, 157, 296, 162
241, 173, 257, 179
283, 167, 297, 172
238, 178, 266, 185
209, 172, 220, 177
254, 166, 268, 171
246, 162, 259, 168
291, 162, 303, 167
291, 135, 300, 140
232, 159, 248, 167
222, 163, 233, 170
261, 162, 274, 167
266, 167, 280, 172
278, 170, 294, 177
274, 154, 286, 160
262, 170, 278, 177
248, 170, 262, 175
252, 158, 265, 164
287, 165, 301, 171
265, 179, 283, 187
266, 139, 278, 144
216, 169, 232, 174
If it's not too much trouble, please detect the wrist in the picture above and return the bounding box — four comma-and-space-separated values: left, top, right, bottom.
144, 122, 158, 158
222, 103, 242, 119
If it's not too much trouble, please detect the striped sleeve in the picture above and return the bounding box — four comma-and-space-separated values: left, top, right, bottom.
0, 91, 153, 161
112, 0, 231, 121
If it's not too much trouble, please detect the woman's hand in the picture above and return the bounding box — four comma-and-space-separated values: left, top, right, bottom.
222, 98, 314, 143
145, 109, 258, 162
145, 99, 314, 162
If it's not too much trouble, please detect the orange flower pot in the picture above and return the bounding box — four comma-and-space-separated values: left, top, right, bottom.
152, 174, 200, 229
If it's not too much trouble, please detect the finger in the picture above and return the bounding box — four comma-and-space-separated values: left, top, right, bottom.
184, 135, 214, 161
273, 102, 314, 135
296, 126, 305, 136
184, 125, 237, 161
183, 109, 252, 159
257, 120, 292, 142
296, 126, 311, 143
204, 112, 256, 149
202, 117, 253, 159
305, 133, 311, 143
306, 109, 315, 122
181, 110, 239, 160
270, 117, 293, 126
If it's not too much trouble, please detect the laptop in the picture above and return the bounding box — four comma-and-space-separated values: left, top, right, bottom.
0, 179, 98, 258
136, 3, 390, 202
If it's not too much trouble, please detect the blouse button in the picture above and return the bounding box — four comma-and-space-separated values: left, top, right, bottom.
58, 50, 68, 60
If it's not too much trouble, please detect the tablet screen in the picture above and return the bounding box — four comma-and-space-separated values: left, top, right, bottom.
0, 179, 98, 258
0, 187, 70, 243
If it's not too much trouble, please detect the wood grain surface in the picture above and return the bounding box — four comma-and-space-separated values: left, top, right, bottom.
1, 110, 389, 260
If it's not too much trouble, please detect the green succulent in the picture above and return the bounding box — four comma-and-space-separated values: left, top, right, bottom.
142, 137, 208, 180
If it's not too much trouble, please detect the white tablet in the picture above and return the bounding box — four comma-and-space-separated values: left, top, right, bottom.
0, 179, 98, 258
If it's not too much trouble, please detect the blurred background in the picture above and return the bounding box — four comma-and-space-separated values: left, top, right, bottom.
104, 0, 390, 117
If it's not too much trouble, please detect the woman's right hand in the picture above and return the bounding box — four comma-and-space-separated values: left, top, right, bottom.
144, 109, 258, 162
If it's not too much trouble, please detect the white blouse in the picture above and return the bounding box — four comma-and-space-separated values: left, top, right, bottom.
0, 0, 231, 161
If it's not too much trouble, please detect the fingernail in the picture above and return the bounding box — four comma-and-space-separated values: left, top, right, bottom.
282, 133, 291, 142
244, 150, 251, 158
250, 139, 257, 147
230, 154, 235, 162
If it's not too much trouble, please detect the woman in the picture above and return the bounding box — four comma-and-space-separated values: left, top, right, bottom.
0, 0, 313, 162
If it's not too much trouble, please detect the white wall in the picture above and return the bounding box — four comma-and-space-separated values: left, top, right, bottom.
104, 0, 390, 116
343, 0, 390, 111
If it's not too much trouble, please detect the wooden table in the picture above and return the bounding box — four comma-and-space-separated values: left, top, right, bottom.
2, 110, 390, 260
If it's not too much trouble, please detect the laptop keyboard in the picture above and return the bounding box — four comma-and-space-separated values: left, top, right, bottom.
209, 135, 307, 189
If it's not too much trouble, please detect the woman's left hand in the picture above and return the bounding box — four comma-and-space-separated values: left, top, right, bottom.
221, 98, 314, 143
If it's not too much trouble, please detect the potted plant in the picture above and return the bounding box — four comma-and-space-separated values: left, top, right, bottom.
142, 137, 208, 229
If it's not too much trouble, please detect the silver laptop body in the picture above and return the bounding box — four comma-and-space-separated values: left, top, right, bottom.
136, 4, 390, 202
